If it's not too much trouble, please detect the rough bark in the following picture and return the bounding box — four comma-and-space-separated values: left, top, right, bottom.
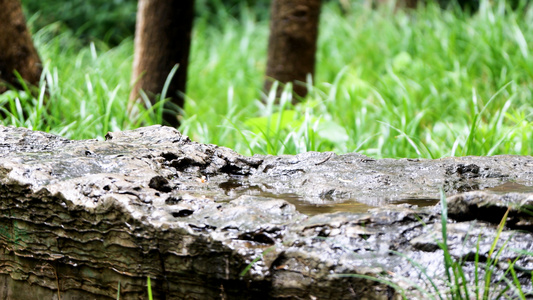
0, 0, 42, 93
130, 0, 195, 128
264, 0, 321, 102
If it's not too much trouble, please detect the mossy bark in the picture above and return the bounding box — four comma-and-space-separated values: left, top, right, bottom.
264, 0, 321, 102
130, 0, 195, 127
0, 0, 42, 93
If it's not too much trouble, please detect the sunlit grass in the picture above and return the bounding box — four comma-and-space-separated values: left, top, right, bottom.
3, 0, 533, 158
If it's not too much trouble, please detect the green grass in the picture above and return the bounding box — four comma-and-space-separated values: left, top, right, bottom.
3, 0, 533, 158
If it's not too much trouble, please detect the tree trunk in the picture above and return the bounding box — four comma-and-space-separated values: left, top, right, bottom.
130, 0, 195, 128
0, 0, 42, 93
374, 0, 419, 10
264, 0, 321, 102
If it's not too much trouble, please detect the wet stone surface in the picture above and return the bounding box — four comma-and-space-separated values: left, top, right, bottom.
0, 125, 533, 299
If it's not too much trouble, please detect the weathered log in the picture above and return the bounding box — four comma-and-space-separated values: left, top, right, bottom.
0, 125, 532, 299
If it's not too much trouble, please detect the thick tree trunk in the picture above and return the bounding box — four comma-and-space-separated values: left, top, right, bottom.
264, 0, 321, 102
130, 0, 195, 127
0, 0, 42, 93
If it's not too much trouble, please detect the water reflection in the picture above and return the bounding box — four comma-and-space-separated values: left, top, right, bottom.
484, 182, 533, 194
393, 198, 439, 207
268, 194, 375, 215
218, 179, 438, 216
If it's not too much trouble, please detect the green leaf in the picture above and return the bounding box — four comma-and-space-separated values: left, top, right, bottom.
245, 110, 299, 134
316, 120, 349, 144
392, 51, 412, 72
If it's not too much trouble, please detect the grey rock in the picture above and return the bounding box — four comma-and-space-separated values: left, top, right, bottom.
0, 125, 532, 299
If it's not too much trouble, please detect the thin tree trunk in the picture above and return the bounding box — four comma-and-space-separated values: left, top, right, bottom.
130, 0, 195, 127
0, 0, 42, 93
264, 0, 321, 102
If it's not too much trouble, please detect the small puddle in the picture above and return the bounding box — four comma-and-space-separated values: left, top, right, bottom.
484, 182, 533, 194
267, 194, 375, 215
393, 198, 440, 207
218, 179, 439, 216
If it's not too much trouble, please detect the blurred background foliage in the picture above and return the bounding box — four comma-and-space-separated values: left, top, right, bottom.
13, 0, 533, 157
21, 0, 273, 45
21, 0, 496, 46
22, 0, 137, 45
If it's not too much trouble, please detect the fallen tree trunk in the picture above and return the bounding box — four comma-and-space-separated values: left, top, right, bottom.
0, 125, 532, 299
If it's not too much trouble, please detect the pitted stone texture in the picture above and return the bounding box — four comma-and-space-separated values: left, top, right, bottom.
253, 153, 533, 206
0, 125, 532, 299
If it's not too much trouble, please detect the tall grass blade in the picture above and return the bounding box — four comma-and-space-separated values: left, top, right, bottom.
147, 276, 153, 300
